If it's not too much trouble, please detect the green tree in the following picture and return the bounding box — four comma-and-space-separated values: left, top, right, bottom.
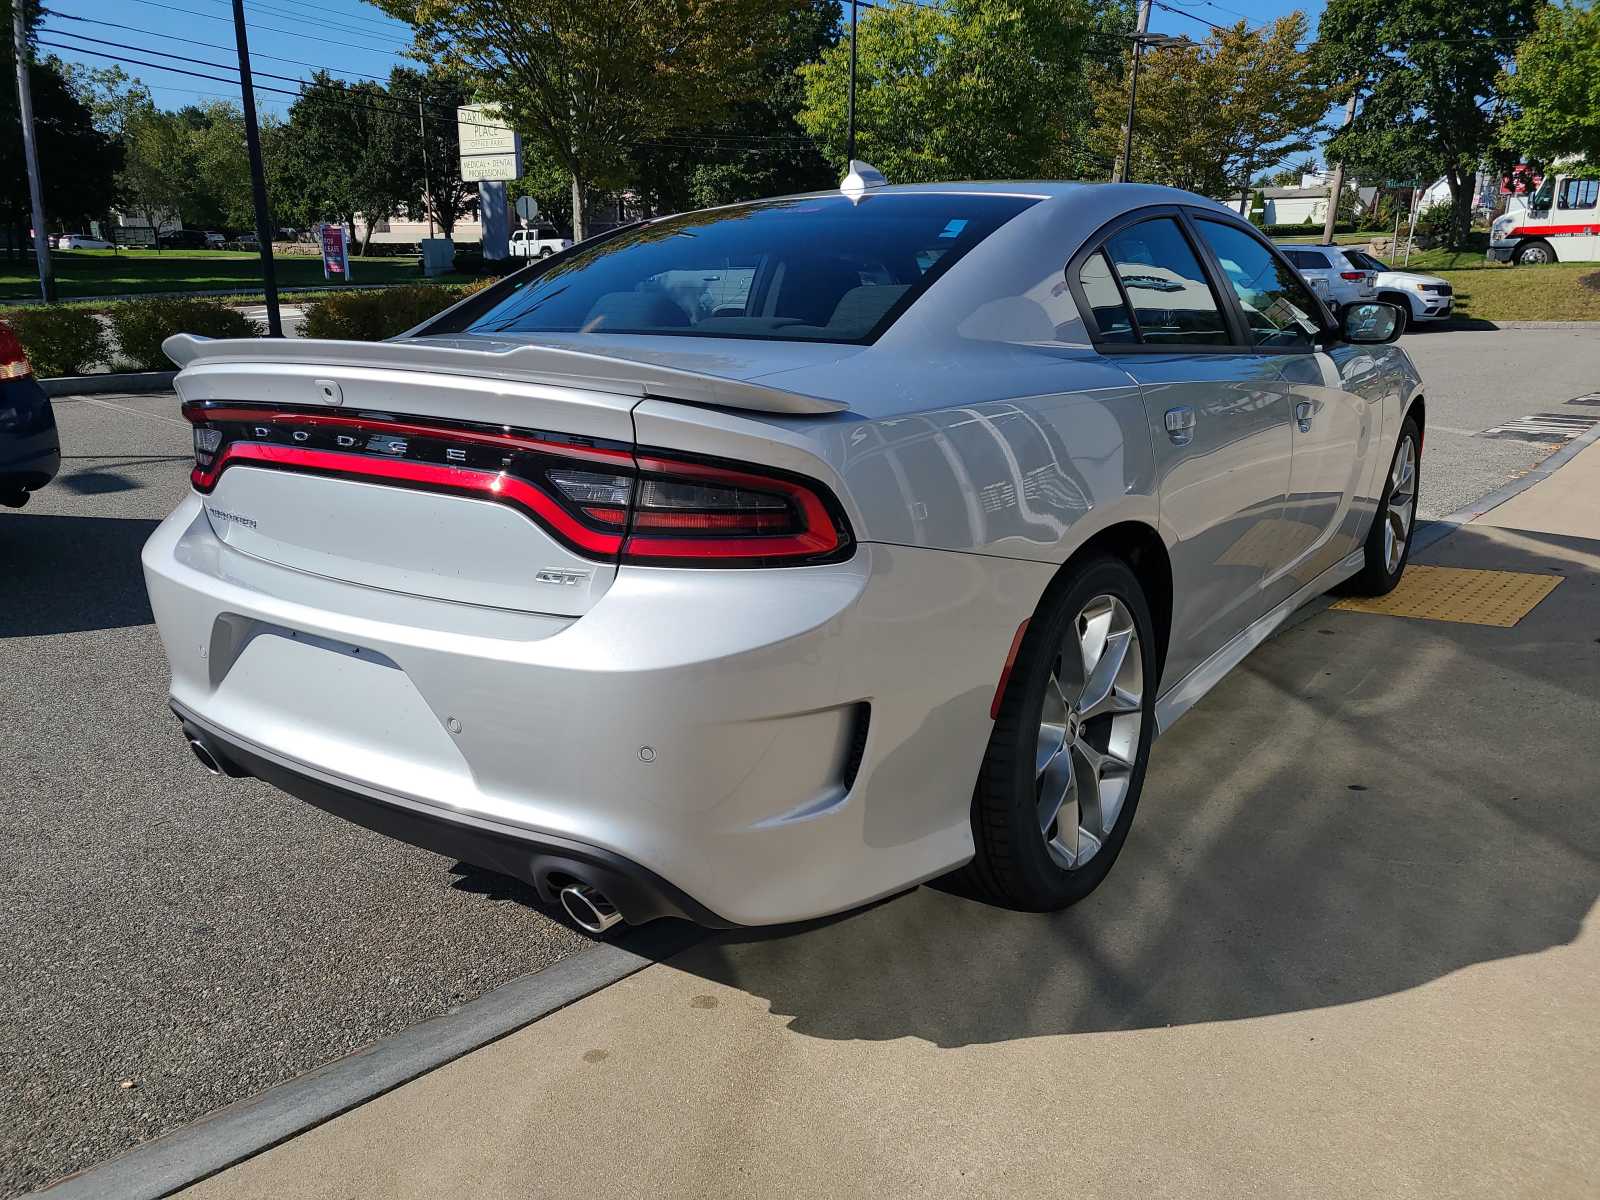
629, 0, 840, 215
51, 60, 152, 138
797, 0, 1099, 184
119, 107, 188, 246
273, 75, 414, 254
183, 102, 257, 231
1090, 14, 1323, 202
1313, 0, 1540, 247
375, 0, 800, 238
1502, 2, 1600, 167
385, 65, 476, 237
1, 0, 122, 248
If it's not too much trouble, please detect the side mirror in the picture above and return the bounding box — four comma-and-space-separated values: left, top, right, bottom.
1338, 301, 1405, 345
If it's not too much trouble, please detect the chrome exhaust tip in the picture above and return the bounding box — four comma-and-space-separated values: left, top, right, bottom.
188, 737, 222, 775
559, 883, 624, 934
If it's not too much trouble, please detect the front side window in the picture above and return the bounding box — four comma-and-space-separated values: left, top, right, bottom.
1195, 220, 1323, 349
1102, 218, 1231, 347
1558, 178, 1599, 211
447, 193, 1038, 344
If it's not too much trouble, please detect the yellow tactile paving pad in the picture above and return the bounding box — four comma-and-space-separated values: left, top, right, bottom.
1331, 565, 1562, 627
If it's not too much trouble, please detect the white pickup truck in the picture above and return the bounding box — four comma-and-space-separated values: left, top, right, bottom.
508, 226, 573, 259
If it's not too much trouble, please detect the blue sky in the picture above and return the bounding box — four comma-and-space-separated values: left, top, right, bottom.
37, 0, 1333, 166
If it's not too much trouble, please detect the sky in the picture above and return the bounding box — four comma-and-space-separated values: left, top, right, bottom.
37, 0, 1335, 168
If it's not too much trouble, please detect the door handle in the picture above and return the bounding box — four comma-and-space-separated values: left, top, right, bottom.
1164, 406, 1195, 445
1295, 401, 1314, 433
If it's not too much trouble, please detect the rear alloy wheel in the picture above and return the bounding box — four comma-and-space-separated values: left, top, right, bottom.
966, 556, 1158, 911
1514, 240, 1554, 266
1345, 416, 1420, 596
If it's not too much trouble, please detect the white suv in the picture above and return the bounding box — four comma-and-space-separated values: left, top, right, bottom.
1337, 248, 1453, 330
509, 226, 572, 259
1275, 243, 1377, 311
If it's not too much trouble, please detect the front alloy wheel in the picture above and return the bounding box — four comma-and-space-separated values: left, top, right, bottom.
1345, 415, 1422, 596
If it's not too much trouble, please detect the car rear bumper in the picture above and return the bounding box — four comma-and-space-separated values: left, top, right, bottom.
143, 493, 1053, 926
0, 376, 60, 500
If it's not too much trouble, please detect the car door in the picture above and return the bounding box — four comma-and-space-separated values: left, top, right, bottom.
1190, 215, 1379, 596
1555, 177, 1600, 262
1070, 211, 1294, 688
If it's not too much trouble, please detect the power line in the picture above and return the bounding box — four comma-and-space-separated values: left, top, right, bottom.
102, 0, 415, 56
46, 13, 396, 82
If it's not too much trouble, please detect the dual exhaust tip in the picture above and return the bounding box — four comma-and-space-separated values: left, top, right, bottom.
184, 726, 626, 936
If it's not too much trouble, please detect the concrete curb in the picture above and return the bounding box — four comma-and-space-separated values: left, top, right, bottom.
41, 372, 178, 397
30, 921, 704, 1200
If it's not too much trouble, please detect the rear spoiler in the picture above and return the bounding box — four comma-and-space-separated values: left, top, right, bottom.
162, 334, 847, 416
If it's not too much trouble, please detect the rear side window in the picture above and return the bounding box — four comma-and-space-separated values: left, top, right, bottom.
1558, 178, 1599, 210
1102, 218, 1230, 347
1077, 251, 1137, 343
1194, 220, 1323, 349
1282, 249, 1327, 269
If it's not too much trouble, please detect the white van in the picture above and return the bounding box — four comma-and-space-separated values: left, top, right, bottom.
1489, 174, 1600, 264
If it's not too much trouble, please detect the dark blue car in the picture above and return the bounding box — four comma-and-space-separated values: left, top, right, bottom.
0, 320, 60, 508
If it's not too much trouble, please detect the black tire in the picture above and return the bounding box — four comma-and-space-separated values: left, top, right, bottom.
1378, 293, 1410, 336
1514, 239, 1555, 266
964, 555, 1159, 911
1345, 415, 1422, 596
538, 248, 553, 259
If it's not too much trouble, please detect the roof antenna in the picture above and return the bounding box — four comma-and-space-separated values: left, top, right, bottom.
841, 160, 886, 205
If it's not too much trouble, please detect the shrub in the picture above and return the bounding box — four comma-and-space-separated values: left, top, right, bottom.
1413, 203, 1456, 239
107, 298, 263, 371
301, 284, 471, 341
2, 306, 110, 377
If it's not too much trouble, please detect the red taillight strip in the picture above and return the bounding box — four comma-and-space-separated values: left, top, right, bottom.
183, 404, 632, 467
627, 453, 841, 560
194, 442, 623, 555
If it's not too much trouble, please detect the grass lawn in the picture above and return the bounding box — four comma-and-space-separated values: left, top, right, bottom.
0, 248, 455, 302
1427, 262, 1600, 322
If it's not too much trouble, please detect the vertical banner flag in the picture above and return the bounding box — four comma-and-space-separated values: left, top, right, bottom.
320, 223, 350, 281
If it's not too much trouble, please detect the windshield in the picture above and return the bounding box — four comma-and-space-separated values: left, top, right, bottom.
447, 193, 1038, 345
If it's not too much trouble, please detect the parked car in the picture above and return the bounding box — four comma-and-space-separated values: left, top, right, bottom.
1337, 248, 1453, 330
1275, 243, 1377, 312
46, 233, 60, 249
509, 226, 572, 258
146, 178, 1421, 934
227, 233, 260, 252
203, 231, 226, 248
56, 234, 113, 250
0, 320, 60, 509
159, 229, 210, 250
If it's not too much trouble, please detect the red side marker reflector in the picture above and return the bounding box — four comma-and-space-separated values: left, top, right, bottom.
991, 618, 1031, 720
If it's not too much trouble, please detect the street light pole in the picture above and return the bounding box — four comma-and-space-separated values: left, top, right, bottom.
12, 4, 55, 303
1117, 43, 1144, 184
231, 0, 282, 337
845, 0, 858, 166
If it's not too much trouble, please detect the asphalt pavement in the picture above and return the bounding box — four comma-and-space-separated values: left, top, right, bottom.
5, 323, 1598, 1196
0, 393, 588, 1199
1399, 323, 1600, 520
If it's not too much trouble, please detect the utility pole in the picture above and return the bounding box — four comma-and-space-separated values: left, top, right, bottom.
231, 0, 282, 337
1112, 0, 1151, 183
418, 96, 435, 237
1321, 90, 1358, 244
845, 0, 858, 167
13, 4, 55, 303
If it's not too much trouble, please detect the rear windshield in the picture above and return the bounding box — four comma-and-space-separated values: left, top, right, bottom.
450, 193, 1038, 345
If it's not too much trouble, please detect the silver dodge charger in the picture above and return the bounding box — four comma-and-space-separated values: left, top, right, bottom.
144, 174, 1423, 933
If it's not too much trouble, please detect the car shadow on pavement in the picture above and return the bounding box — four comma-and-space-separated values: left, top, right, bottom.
0, 512, 160, 636
665, 524, 1600, 1047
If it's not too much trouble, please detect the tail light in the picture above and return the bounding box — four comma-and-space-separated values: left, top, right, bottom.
1339, 271, 1367, 282
182, 402, 851, 567
0, 322, 32, 379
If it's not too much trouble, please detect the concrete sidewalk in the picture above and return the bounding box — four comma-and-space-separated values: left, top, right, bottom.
173, 448, 1600, 1199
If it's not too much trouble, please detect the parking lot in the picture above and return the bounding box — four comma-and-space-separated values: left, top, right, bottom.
4, 324, 1600, 1197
